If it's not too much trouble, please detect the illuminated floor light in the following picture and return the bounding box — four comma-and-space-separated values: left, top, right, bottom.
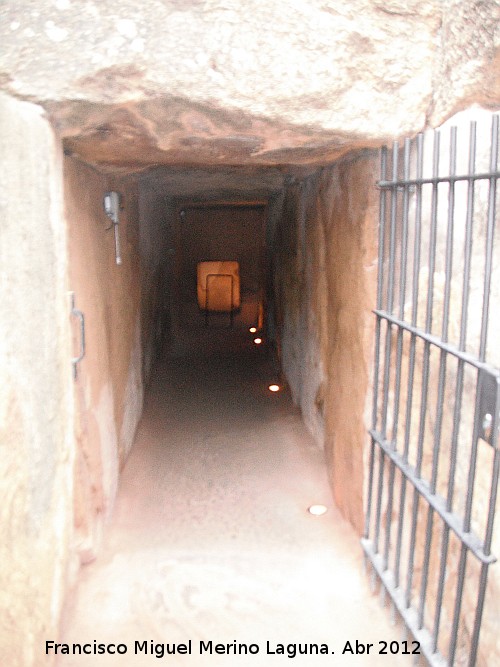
253, 337, 262, 345
268, 384, 280, 392
249, 326, 257, 333
308, 504, 328, 516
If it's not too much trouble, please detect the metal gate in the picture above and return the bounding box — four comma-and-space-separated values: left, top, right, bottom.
362, 113, 500, 666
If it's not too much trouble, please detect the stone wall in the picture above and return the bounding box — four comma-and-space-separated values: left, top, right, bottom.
274, 151, 379, 533
64, 158, 143, 563
139, 180, 174, 382
273, 175, 327, 448
2, 2, 498, 171
0, 93, 74, 667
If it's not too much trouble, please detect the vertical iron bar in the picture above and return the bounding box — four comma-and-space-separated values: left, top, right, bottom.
418, 127, 453, 630
480, 120, 500, 567
479, 114, 498, 363
384, 138, 411, 570
406, 130, 440, 613
448, 120, 477, 667
483, 398, 500, 557
463, 114, 499, 667
381, 142, 400, 436
205, 276, 209, 327
394, 133, 424, 589
392, 137, 412, 441
418, 129, 440, 469
230, 275, 234, 328
365, 146, 388, 541
469, 389, 500, 666
469, 563, 492, 667
432, 124, 458, 651
374, 142, 399, 554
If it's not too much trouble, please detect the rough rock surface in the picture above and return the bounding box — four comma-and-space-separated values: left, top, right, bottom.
0, 92, 75, 667
1, 1, 499, 171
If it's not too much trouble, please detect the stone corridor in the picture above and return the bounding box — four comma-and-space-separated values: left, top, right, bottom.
56, 332, 412, 666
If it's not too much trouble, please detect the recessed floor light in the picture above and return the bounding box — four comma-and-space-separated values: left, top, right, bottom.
308, 504, 328, 516
253, 337, 262, 345
268, 384, 280, 392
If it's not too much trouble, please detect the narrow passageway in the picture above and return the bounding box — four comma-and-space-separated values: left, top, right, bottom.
57, 331, 411, 667
2, 7, 499, 666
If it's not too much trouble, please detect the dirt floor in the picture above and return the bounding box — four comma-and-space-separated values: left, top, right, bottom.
57, 329, 416, 666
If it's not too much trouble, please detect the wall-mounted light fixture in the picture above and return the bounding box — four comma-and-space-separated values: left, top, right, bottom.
103, 191, 122, 265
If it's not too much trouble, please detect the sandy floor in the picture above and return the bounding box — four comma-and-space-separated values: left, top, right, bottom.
57, 331, 416, 666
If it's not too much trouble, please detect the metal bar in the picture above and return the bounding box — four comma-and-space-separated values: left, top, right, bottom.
373, 310, 500, 377
365, 146, 389, 541
410, 133, 425, 335
449, 546, 468, 666
205, 277, 209, 326
467, 119, 500, 665
406, 131, 441, 613
429, 128, 456, 490
431, 525, 450, 653
377, 170, 500, 189
383, 448, 396, 569
369, 429, 496, 565
364, 436, 377, 541
393, 459, 408, 589
381, 142, 399, 436
376, 146, 389, 314
384, 138, 411, 571
441, 126, 457, 347
459, 121, 477, 354
230, 274, 234, 328
431, 123, 457, 652
373, 442, 385, 555
469, 394, 500, 666
479, 114, 499, 362
375, 142, 399, 554
468, 563, 491, 667
418, 129, 441, 469
442, 355, 467, 652
461, 171, 482, 523
418, 132, 446, 628
361, 538, 448, 667
448, 120, 477, 667
394, 133, 424, 589
393, 138, 412, 438
484, 380, 500, 553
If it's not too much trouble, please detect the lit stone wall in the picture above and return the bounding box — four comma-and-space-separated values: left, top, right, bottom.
64, 158, 143, 563
274, 151, 379, 533
0, 93, 75, 667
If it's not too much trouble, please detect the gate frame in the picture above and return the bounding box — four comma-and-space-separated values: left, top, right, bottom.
362, 114, 500, 667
